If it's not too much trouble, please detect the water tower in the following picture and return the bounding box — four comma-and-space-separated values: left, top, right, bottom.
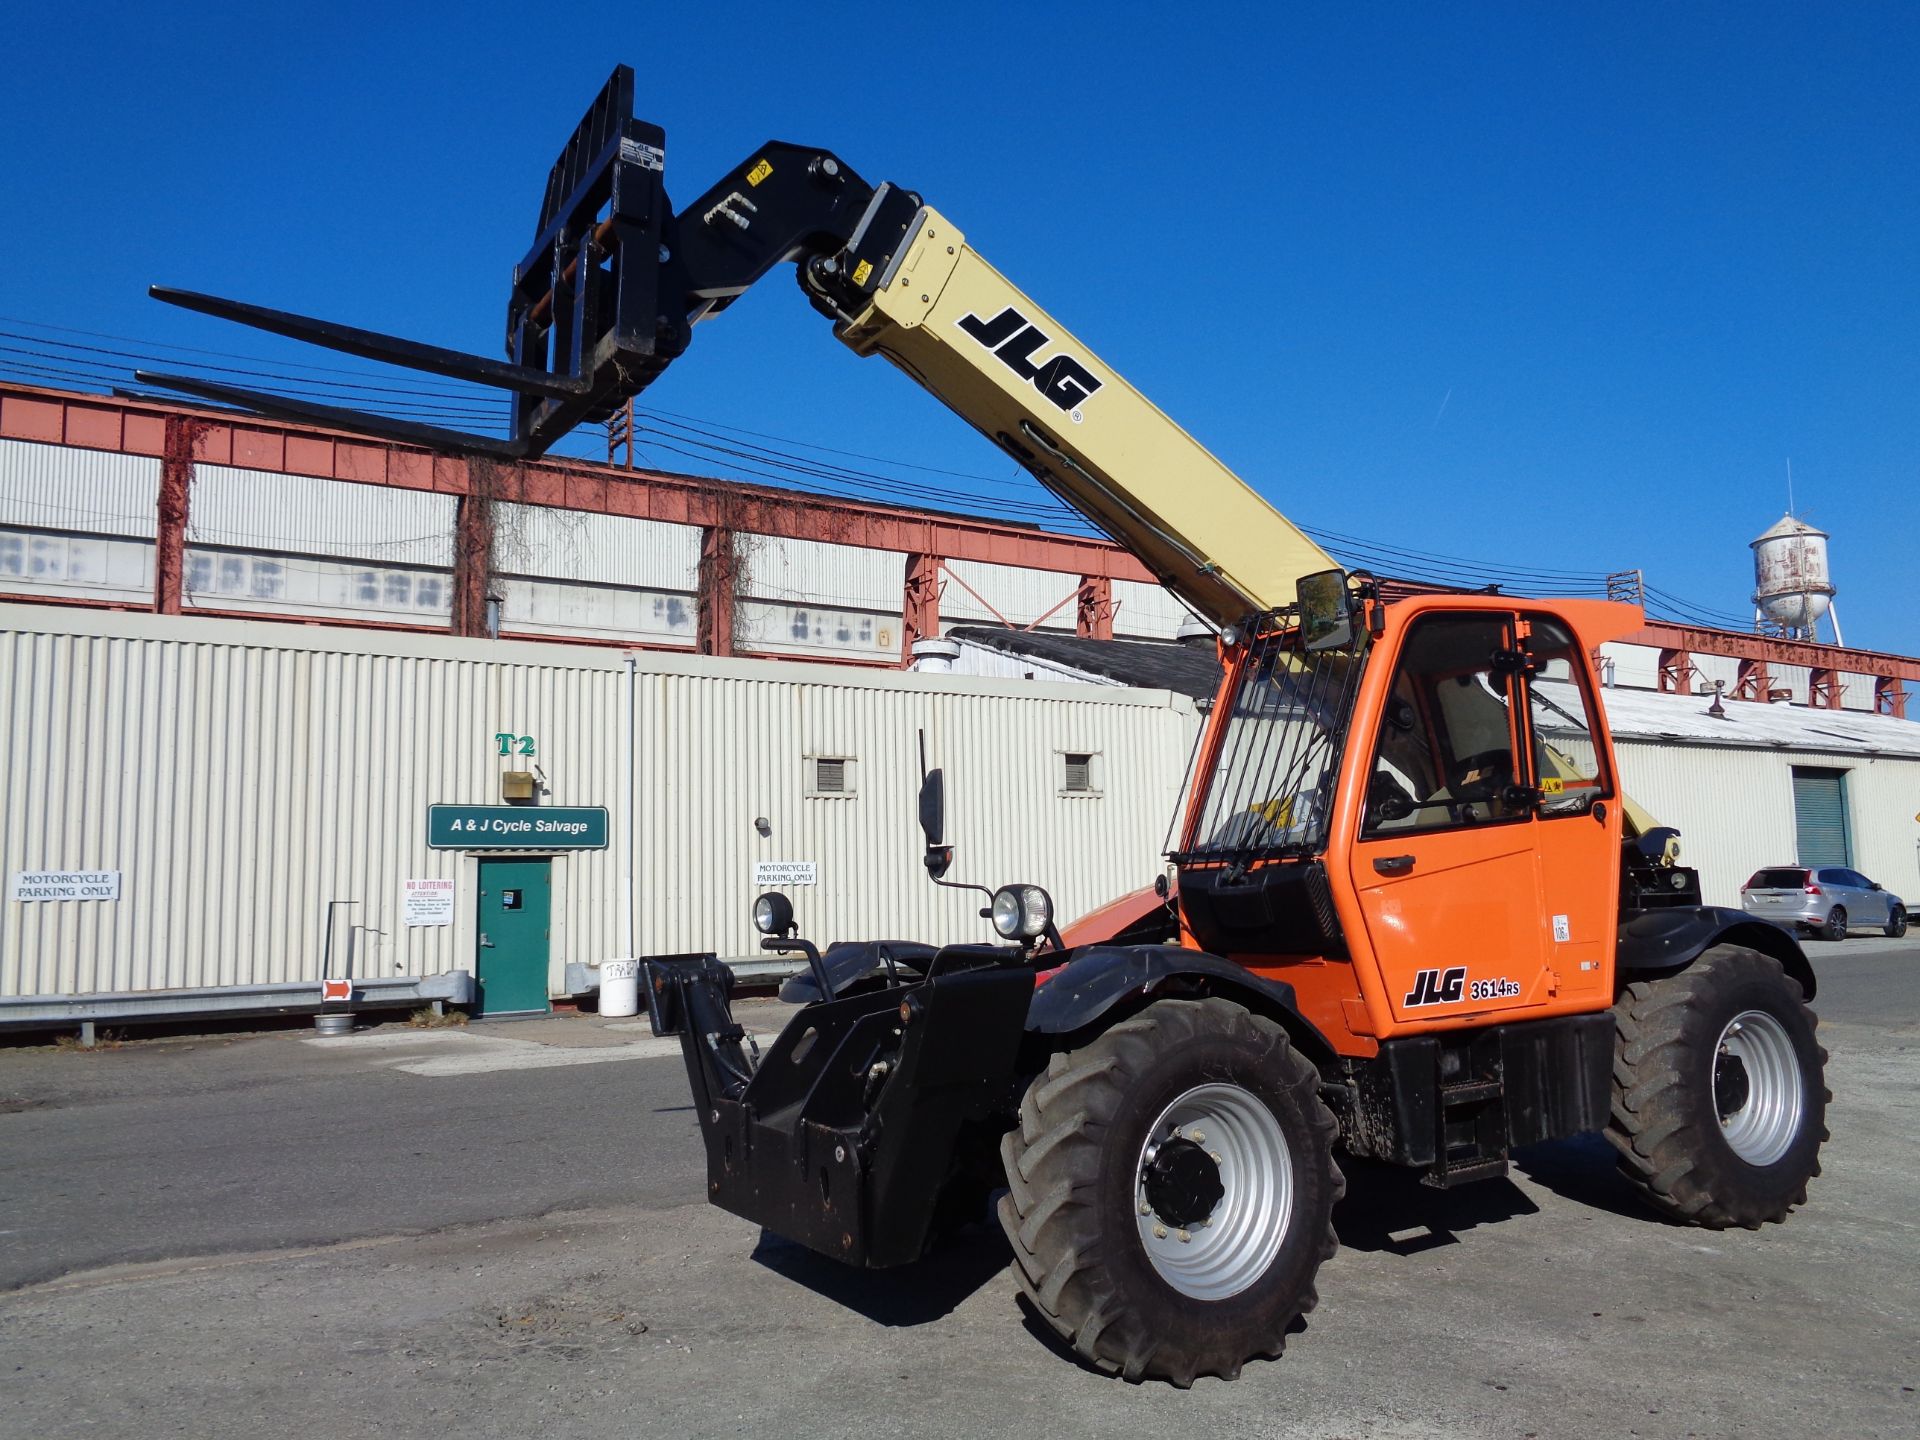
1751, 514, 1841, 643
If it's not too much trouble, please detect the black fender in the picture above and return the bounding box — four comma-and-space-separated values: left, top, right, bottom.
1617, 906, 1817, 1000
778, 940, 937, 1003
1025, 943, 1338, 1068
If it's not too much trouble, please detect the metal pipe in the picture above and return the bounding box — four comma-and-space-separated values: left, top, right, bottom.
523, 217, 621, 330
319, 899, 358, 980
622, 651, 638, 960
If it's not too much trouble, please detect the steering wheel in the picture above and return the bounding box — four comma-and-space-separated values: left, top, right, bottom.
1448, 748, 1513, 805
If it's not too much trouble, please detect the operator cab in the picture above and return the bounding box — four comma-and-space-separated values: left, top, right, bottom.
1173, 571, 1631, 1036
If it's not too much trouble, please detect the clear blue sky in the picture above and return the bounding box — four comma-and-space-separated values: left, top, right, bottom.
2, 3, 1913, 650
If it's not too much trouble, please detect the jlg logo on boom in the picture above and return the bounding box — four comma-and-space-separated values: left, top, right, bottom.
957, 306, 1103, 419
1403, 966, 1468, 1007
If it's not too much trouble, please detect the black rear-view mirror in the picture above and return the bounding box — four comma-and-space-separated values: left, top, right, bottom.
1298, 568, 1354, 652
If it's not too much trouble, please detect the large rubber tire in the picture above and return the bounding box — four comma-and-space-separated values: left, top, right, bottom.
1821, 906, 1848, 942
996, 997, 1342, 1386
1608, 944, 1828, 1229
1885, 905, 1907, 939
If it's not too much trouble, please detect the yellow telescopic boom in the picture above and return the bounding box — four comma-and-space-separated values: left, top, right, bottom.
830, 209, 1332, 629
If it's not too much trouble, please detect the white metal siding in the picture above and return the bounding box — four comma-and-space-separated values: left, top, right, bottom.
1111, 580, 1193, 640
0, 530, 153, 603
501, 576, 694, 646
941, 558, 1082, 630
742, 534, 903, 612
734, 599, 899, 661
0, 606, 1194, 1002
183, 550, 451, 623
632, 668, 1193, 958
496, 504, 699, 589
192, 467, 455, 566
1614, 741, 1920, 906
1771, 664, 1811, 705
1692, 652, 1739, 694
0, 438, 160, 538
0, 614, 623, 998
1842, 672, 1878, 712
1599, 641, 1660, 689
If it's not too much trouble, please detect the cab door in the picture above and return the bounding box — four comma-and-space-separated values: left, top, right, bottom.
1517, 614, 1622, 1001
1348, 611, 1553, 1028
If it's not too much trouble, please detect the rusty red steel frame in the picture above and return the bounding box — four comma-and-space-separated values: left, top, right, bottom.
2, 380, 1915, 705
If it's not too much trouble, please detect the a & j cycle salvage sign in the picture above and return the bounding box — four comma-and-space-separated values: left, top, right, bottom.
427, 805, 609, 850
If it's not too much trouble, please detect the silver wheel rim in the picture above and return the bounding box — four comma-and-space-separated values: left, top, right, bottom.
1715, 1009, 1803, 1166
1134, 1082, 1292, 1300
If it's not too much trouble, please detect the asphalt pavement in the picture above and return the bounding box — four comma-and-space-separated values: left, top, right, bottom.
2, 941, 1915, 1438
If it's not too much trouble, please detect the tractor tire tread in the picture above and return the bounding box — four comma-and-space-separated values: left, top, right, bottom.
1607, 943, 1825, 1229
996, 996, 1340, 1385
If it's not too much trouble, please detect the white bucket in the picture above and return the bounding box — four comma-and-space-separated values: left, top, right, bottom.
600, 957, 640, 1018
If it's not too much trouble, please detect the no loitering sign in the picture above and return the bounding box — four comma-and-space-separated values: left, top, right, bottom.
12, 870, 121, 901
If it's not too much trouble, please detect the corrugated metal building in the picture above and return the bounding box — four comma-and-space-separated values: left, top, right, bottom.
2, 385, 1917, 1024
0, 604, 1195, 1011
1594, 686, 1920, 906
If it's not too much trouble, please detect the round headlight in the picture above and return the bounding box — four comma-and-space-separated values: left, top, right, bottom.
752, 891, 793, 935
990, 884, 1054, 940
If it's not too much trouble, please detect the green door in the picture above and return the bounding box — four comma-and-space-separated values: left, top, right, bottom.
1791, 766, 1852, 867
475, 858, 552, 1016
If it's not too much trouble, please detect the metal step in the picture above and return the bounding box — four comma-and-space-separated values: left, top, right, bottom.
1440, 1079, 1503, 1106
1423, 1155, 1511, 1188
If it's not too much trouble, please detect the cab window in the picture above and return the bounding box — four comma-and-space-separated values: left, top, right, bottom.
1363, 614, 1528, 836
1521, 616, 1612, 818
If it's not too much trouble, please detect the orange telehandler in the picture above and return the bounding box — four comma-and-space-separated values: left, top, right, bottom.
147, 67, 1828, 1386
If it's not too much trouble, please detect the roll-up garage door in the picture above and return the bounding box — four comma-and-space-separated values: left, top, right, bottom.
1791, 766, 1851, 867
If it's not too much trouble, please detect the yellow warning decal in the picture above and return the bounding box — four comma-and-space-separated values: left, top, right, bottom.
746, 158, 774, 186
851, 259, 874, 287
1542, 776, 1565, 794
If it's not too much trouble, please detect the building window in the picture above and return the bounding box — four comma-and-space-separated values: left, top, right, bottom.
806, 755, 856, 797
1060, 751, 1101, 796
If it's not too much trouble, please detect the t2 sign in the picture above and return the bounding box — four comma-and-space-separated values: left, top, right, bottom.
495, 732, 537, 757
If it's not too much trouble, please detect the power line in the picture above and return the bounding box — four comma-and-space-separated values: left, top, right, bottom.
640, 403, 1036, 487
0, 314, 505, 399
0, 349, 510, 426
0, 330, 510, 411
0, 313, 1760, 626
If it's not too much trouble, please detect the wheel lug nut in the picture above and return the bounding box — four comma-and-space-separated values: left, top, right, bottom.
1152, 1224, 1168, 1239
1190, 1131, 1206, 1144
1176, 1229, 1192, 1243
1139, 1203, 1152, 1215
1211, 1151, 1222, 1162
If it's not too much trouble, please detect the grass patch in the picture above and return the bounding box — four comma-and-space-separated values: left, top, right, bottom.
407, 1006, 470, 1029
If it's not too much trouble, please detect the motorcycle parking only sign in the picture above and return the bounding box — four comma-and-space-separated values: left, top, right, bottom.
753, 861, 818, 887
12, 870, 120, 901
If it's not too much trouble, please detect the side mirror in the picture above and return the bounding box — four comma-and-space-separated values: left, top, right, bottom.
919, 766, 952, 878
1297, 568, 1355, 652
918, 766, 945, 847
